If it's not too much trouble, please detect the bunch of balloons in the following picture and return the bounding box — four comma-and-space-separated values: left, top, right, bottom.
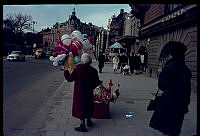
49, 30, 95, 73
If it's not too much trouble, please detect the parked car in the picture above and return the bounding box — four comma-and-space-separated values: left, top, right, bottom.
45, 50, 52, 58
35, 48, 46, 59
7, 51, 25, 61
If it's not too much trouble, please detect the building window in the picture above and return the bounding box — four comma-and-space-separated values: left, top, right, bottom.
166, 4, 184, 14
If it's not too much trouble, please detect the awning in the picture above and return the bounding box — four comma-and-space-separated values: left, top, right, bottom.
109, 42, 123, 48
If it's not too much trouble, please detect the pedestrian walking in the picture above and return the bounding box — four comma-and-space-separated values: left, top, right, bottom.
112, 54, 119, 72
149, 41, 192, 136
98, 51, 105, 73
129, 52, 134, 73
140, 54, 145, 73
64, 53, 101, 132
134, 53, 141, 75
120, 53, 128, 73
118, 53, 122, 70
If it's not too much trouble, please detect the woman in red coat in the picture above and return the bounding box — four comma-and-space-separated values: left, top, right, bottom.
64, 53, 101, 132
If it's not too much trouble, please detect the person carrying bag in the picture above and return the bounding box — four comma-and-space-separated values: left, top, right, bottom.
147, 89, 161, 111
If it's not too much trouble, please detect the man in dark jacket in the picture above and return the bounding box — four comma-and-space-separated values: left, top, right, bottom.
149, 41, 192, 136
64, 53, 101, 132
120, 53, 128, 73
129, 52, 134, 73
98, 51, 105, 73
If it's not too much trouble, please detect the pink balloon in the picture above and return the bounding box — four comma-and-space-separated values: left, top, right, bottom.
54, 40, 69, 52
52, 52, 57, 57
56, 50, 66, 55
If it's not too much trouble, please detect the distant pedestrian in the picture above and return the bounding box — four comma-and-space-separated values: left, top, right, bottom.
128, 52, 134, 73
118, 53, 122, 70
120, 53, 128, 73
112, 54, 119, 72
140, 54, 145, 73
64, 53, 101, 132
98, 51, 105, 73
149, 41, 192, 136
134, 53, 141, 75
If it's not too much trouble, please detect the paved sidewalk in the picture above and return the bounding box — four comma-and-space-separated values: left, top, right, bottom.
4, 62, 197, 136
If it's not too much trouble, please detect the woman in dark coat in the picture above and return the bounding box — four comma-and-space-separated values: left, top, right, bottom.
134, 53, 141, 74
149, 41, 192, 136
64, 53, 101, 132
98, 52, 105, 73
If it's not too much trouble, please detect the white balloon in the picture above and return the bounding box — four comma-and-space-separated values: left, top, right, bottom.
53, 61, 58, 66
54, 54, 66, 62
80, 39, 92, 51
71, 30, 82, 40
61, 34, 72, 46
49, 56, 55, 61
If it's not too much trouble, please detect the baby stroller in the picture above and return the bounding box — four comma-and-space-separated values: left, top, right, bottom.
122, 65, 130, 75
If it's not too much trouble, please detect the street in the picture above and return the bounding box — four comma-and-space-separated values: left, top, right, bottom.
3, 60, 197, 136
3, 57, 65, 132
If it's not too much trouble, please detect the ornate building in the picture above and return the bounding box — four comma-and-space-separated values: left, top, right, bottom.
109, 9, 128, 46
41, 8, 100, 51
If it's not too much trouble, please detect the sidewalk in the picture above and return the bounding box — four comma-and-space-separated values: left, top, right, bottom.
4, 62, 197, 136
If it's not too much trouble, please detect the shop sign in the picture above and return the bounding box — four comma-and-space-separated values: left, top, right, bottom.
161, 9, 184, 22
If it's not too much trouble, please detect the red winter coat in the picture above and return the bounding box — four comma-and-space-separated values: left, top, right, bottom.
64, 63, 100, 120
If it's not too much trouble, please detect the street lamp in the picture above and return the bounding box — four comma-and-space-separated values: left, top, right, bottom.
31, 21, 37, 33
25, 41, 28, 55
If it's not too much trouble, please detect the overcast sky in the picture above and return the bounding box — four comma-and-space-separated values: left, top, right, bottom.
3, 4, 131, 32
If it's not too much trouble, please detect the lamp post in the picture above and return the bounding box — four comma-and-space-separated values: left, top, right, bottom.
31, 21, 37, 33
25, 41, 28, 55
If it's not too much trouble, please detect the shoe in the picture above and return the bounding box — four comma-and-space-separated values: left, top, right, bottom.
87, 120, 94, 127
74, 125, 88, 132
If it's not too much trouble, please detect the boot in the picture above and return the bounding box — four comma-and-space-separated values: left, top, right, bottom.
74, 124, 88, 132
87, 119, 94, 127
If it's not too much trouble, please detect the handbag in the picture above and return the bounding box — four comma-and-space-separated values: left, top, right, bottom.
147, 89, 161, 111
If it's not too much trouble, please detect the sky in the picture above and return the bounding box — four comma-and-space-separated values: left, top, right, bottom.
3, 4, 131, 33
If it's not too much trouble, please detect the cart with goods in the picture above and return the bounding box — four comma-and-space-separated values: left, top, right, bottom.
92, 80, 120, 119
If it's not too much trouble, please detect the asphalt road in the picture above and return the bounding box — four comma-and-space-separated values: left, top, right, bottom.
3, 57, 65, 131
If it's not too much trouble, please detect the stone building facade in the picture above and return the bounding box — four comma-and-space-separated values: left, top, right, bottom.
41, 8, 100, 51
129, 4, 197, 93
109, 9, 128, 47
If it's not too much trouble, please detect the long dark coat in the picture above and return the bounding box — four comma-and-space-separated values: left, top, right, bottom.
150, 58, 192, 136
64, 63, 100, 120
134, 55, 141, 70
129, 55, 134, 73
98, 54, 105, 69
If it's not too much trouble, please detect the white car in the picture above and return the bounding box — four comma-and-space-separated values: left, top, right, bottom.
7, 51, 25, 61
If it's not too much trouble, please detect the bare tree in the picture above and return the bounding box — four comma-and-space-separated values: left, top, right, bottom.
3, 12, 33, 34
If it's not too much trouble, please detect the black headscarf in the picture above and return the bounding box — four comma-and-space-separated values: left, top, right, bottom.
159, 41, 187, 60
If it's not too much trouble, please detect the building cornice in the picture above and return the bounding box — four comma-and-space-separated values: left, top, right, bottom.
141, 5, 197, 31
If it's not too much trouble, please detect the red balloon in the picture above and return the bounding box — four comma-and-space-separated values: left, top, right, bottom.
88, 37, 94, 44
69, 41, 83, 56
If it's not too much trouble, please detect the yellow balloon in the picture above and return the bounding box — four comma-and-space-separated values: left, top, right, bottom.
64, 56, 76, 73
